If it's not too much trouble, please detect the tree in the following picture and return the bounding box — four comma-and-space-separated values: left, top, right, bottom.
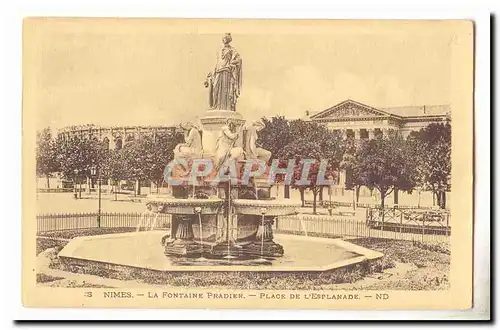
258, 116, 293, 198
101, 149, 127, 201
258, 116, 292, 160
340, 138, 365, 205
55, 135, 104, 198
120, 131, 183, 195
282, 123, 342, 214
408, 123, 451, 209
355, 130, 419, 209
36, 128, 58, 188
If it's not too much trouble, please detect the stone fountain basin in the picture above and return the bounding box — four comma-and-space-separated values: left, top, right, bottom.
232, 199, 300, 216
145, 194, 223, 215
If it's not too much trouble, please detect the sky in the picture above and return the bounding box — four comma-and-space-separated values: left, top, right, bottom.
28, 20, 454, 131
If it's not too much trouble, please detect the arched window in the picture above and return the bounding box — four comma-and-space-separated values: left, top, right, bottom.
115, 138, 123, 150
102, 137, 110, 150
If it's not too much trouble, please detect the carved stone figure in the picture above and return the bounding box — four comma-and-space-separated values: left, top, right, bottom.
244, 120, 271, 164
214, 118, 244, 170
204, 33, 242, 111
174, 122, 203, 160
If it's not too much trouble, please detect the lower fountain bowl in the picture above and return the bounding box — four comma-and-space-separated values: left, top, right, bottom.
232, 199, 300, 216
145, 194, 223, 215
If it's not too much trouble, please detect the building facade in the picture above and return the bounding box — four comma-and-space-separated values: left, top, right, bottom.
57, 124, 177, 150
308, 99, 451, 201
309, 99, 451, 138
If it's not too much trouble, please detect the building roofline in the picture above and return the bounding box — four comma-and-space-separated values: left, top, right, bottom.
309, 99, 450, 120
57, 124, 177, 133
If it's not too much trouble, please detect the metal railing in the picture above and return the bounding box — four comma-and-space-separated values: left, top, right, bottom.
275, 214, 450, 244
37, 211, 450, 244
365, 207, 451, 236
304, 200, 448, 210
37, 212, 172, 233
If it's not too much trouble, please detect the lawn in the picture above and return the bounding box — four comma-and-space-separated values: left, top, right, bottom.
346, 237, 450, 290
36, 228, 450, 290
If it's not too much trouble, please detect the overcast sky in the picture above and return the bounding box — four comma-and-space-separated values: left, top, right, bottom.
30, 20, 453, 131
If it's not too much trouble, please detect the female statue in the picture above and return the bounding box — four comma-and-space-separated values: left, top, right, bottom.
204, 33, 242, 111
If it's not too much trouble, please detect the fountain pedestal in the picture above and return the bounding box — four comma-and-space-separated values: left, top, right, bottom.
199, 110, 245, 154
164, 215, 203, 256
231, 199, 300, 258
243, 216, 284, 258
147, 192, 223, 257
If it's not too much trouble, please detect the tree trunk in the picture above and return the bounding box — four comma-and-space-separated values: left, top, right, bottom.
114, 183, 118, 201
352, 188, 356, 211
319, 187, 323, 202
435, 191, 441, 208
356, 186, 361, 203
136, 179, 141, 196
394, 188, 399, 205
46, 175, 50, 189
74, 178, 77, 198
157, 179, 160, 194
441, 191, 446, 209
380, 190, 386, 223
312, 190, 317, 215
284, 185, 290, 199
299, 189, 305, 207
86, 176, 91, 194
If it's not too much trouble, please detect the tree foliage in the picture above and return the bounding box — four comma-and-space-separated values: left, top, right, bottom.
408, 123, 451, 208
281, 122, 342, 214
113, 131, 183, 194
36, 128, 58, 187
353, 130, 419, 209
55, 135, 104, 181
258, 116, 292, 160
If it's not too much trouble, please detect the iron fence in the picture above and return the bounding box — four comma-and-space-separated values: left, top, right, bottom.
275, 215, 450, 244
37, 188, 74, 193
365, 207, 450, 236
305, 199, 448, 210
37, 212, 172, 233
37, 211, 450, 244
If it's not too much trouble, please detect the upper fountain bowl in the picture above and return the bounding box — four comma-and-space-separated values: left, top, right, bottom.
145, 194, 223, 215
232, 199, 301, 217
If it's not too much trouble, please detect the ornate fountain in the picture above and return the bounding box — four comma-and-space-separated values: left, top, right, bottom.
57, 33, 384, 277
144, 33, 299, 260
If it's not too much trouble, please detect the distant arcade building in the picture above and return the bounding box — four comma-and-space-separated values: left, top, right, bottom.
54, 124, 177, 193
57, 124, 177, 150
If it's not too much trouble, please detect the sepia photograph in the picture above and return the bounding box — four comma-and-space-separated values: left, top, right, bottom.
21, 18, 474, 310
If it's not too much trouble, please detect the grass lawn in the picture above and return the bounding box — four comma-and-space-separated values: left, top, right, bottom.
346, 238, 450, 290
36, 228, 450, 290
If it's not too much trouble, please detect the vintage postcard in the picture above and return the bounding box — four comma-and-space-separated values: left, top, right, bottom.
22, 18, 474, 310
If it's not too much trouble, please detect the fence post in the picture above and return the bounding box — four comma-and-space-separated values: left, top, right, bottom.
400, 210, 403, 234
446, 213, 450, 236
422, 218, 425, 242
381, 208, 384, 232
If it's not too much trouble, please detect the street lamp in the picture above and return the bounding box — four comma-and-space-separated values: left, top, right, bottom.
327, 175, 334, 216
91, 165, 102, 228
73, 169, 79, 199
